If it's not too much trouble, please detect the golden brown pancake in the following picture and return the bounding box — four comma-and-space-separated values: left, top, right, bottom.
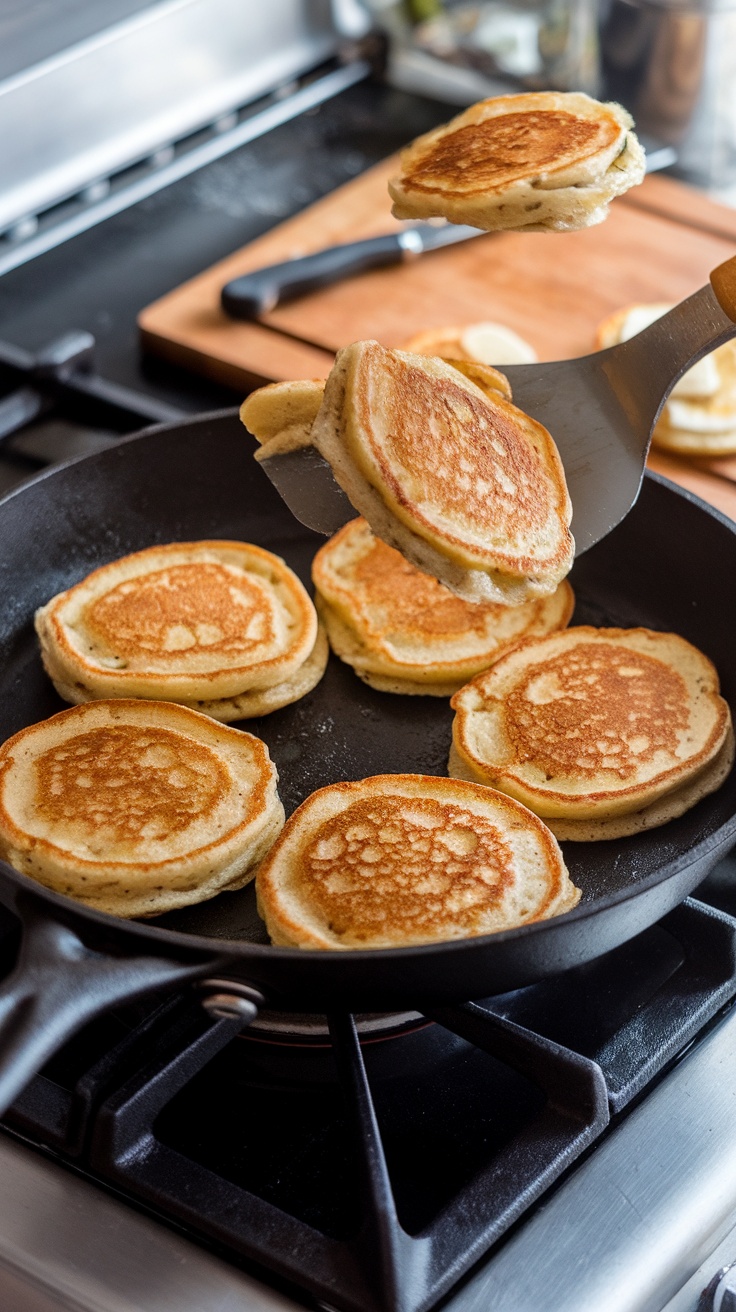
241, 360, 512, 456
310, 341, 574, 605
450, 627, 732, 834
0, 700, 284, 917
241, 378, 325, 460
312, 518, 574, 694
544, 728, 735, 839
256, 774, 580, 949
389, 92, 645, 232
429, 358, 513, 401
35, 541, 322, 716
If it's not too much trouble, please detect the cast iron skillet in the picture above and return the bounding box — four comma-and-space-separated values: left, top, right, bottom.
0, 410, 734, 1115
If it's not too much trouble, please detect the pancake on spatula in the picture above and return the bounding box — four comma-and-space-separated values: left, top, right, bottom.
36, 541, 327, 721
307, 341, 574, 605
241, 361, 513, 455
0, 700, 284, 917
256, 774, 580, 950
449, 627, 733, 840
389, 91, 645, 232
313, 518, 574, 695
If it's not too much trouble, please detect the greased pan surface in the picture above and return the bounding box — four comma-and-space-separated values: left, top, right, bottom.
0, 410, 734, 1015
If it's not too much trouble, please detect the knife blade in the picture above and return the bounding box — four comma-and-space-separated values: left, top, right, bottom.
220, 223, 483, 319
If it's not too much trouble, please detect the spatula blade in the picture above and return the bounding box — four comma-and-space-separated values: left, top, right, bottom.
258, 446, 354, 535
255, 363, 638, 552
501, 356, 646, 557
256, 277, 736, 549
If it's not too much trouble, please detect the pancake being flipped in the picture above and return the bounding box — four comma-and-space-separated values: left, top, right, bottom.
0, 700, 284, 917
241, 360, 513, 460
307, 341, 574, 605
449, 627, 734, 839
596, 304, 736, 457
389, 91, 645, 232
312, 518, 574, 695
35, 541, 327, 720
256, 774, 580, 949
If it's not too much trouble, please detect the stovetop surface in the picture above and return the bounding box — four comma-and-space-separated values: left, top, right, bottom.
2, 885, 736, 1312
3, 883, 736, 1312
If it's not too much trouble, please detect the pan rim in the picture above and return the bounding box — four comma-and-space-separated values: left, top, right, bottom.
1, 807, 735, 964
0, 409, 733, 968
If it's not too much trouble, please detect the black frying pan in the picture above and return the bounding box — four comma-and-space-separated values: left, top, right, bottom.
0, 409, 734, 1116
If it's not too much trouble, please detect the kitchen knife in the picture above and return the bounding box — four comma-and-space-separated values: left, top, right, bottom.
220, 223, 483, 319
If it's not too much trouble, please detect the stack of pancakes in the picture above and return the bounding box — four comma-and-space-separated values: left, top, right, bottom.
312, 517, 574, 695
449, 627, 734, 839
388, 91, 645, 232
596, 304, 736, 457
35, 541, 328, 721
256, 774, 580, 949
0, 700, 284, 917
244, 342, 574, 606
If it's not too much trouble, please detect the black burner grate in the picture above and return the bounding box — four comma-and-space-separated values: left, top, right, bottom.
90, 1003, 608, 1312
484, 898, 736, 1113
3, 896, 736, 1312
0, 331, 183, 490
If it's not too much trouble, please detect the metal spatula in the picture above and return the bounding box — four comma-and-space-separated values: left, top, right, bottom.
256, 257, 736, 555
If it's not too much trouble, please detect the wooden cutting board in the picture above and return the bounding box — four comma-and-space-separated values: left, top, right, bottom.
139, 160, 736, 520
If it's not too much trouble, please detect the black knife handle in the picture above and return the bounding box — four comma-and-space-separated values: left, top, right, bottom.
221, 233, 406, 319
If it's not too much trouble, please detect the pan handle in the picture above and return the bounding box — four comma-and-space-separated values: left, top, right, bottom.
0, 893, 225, 1118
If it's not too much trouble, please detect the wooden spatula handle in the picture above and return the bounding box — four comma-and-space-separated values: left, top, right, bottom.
710, 255, 736, 322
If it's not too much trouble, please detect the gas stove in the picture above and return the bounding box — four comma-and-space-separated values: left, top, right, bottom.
1, 67, 736, 1312
3, 883, 736, 1312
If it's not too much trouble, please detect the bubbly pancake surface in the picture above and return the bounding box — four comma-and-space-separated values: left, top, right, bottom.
35, 721, 232, 856
0, 700, 284, 916
313, 518, 574, 690
311, 342, 573, 604
85, 562, 277, 665
541, 727, 735, 840
450, 627, 732, 822
35, 541, 318, 703
256, 774, 580, 949
299, 795, 517, 941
